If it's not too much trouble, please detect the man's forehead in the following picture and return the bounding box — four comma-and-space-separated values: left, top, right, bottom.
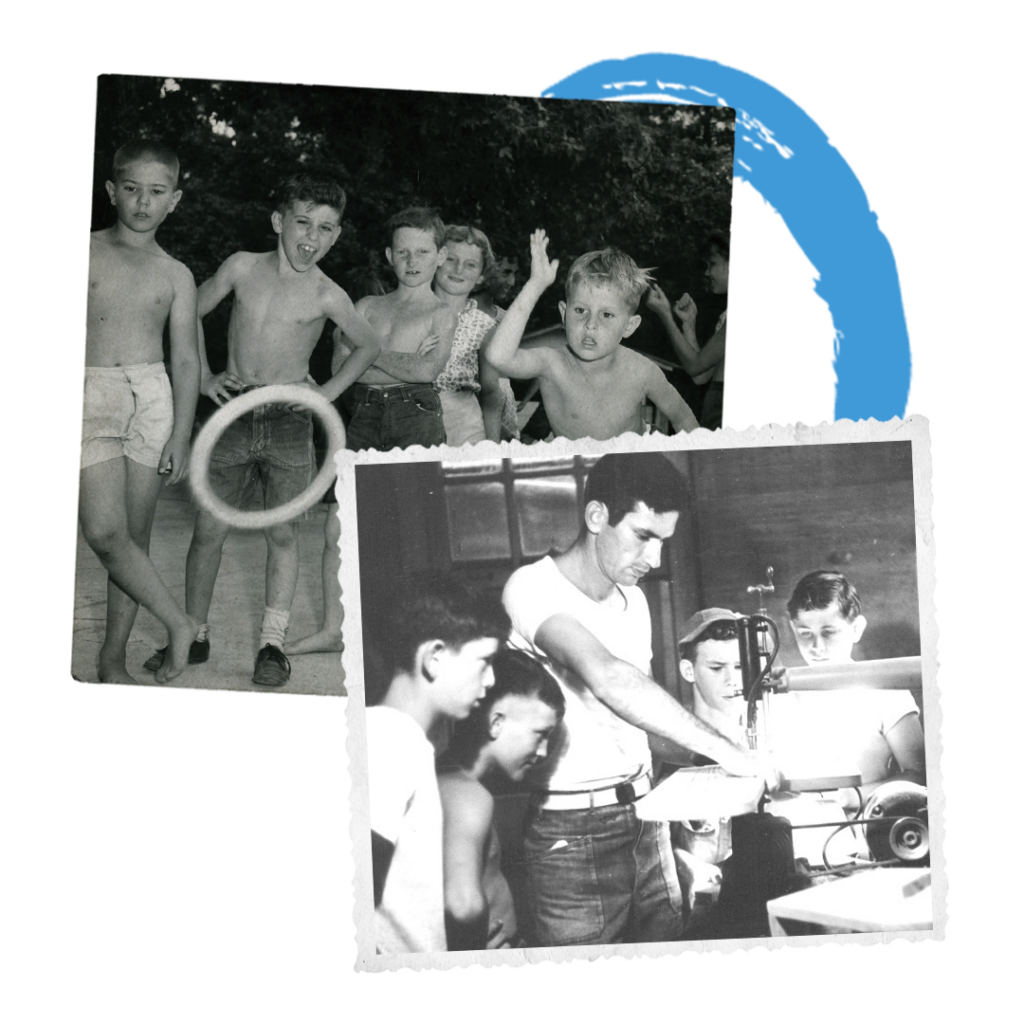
621, 502, 679, 532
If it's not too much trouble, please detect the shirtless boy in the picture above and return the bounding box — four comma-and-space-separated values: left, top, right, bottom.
343, 207, 458, 451
438, 649, 565, 949
81, 140, 201, 685
145, 174, 380, 686
485, 230, 699, 440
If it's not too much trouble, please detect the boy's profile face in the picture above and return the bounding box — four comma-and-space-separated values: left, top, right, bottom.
489, 693, 560, 781
681, 637, 743, 717
705, 250, 729, 294
272, 200, 341, 273
789, 602, 866, 664
432, 637, 500, 719
591, 500, 678, 587
387, 226, 446, 288
105, 159, 182, 234
559, 281, 641, 363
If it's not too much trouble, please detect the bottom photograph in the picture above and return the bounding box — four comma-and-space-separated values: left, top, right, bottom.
342, 420, 940, 968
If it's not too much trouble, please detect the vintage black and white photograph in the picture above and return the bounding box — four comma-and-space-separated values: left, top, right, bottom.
72, 74, 735, 694
342, 419, 940, 967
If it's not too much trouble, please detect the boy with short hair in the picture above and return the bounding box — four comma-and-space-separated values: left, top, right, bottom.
344, 207, 459, 451
146, 174, 380, 686
438, 649, 565, 950
369, 577, 509, 954
785, 570, 925, 784
485, 230, 700, 440
81, 140, 201, 685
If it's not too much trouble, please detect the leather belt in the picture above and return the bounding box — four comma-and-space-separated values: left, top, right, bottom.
531, 772, 653, 811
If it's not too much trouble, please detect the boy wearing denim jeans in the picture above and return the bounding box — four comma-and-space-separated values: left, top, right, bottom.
146, 174, 380, 686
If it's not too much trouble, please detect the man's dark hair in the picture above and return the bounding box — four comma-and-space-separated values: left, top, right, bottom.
272, 174, 346, 218
383, 574, 509, 675
786, 570, 861, 622
583, 453, 688, 526
450, 649, 565, 752
678, 619, 739, 665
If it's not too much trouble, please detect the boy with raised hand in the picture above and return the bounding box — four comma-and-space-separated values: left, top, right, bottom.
369, 577, 509, 954
438, 649, 565, 950
81, 140, 201, 685
485, 230, 699, 441
145, 174, 380, 687
344, 207, 459, 451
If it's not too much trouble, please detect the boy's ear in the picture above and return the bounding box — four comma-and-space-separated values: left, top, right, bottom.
436, 245, 448, 266
167, 189, 183, 214
105, 180, 116, 205
583, 499, 609, 536
271, 209, 284, 235
417, 638, 447, 682
679, 659, 695, 684
488, 709, 504, 740
621, 313, 642, 339
851, 614, 867, 643
558, 300, 567, 325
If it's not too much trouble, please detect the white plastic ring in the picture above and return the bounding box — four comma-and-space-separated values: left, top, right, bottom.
190, 384, 345, 530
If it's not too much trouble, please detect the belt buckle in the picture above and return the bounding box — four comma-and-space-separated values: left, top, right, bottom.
614, 782, 636, 805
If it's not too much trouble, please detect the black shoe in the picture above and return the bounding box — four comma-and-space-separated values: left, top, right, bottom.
143, 638, 211, 673
252, 644, 291, 687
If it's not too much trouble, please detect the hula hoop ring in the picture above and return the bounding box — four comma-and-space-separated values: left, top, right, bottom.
190, 385, 346, 531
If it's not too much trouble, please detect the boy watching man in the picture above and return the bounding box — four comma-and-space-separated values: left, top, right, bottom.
342, 207, 459, 451
145, 174, 380, 686
81, 140, 201, 685
369, 577, 509, 954
438, 649, 565, 950
486, 230, 700, 440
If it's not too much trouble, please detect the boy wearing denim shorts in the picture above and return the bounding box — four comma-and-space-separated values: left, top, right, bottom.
343, 207, 458, 451
146, 175, 380, 686
80, 140, 201, 686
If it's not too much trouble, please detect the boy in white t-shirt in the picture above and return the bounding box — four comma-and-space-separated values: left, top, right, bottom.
367, 576, 508, 954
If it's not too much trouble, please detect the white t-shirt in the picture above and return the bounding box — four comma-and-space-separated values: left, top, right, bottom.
503, 555, 653, 791
367, 706, 446, 953
767, 689, 920, 784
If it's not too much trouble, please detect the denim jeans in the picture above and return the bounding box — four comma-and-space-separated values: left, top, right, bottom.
208, 402, 313, 511
346, 383, 446, 452
520, 803, 686, 946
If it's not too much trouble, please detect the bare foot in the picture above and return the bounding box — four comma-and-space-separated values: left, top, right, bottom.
283, 629, 344, 656
98, 648, 141, 686
156, 616, 202, 683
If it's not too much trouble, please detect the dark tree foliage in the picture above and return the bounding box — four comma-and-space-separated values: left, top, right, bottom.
92, 75, 734, 377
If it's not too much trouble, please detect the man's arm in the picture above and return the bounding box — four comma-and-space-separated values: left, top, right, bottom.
160, 264, 201, 485
485, 230, 560, 380
646, 286, 724, 379
196, 253, 245, 405
642, 359, 701, 434
535, 613, 778, 786
320, 287, 382, 401
440, 777, 493, 951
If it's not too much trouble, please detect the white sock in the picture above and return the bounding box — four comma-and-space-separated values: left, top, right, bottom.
196, 623, 210, 643
259, 607, 290, 650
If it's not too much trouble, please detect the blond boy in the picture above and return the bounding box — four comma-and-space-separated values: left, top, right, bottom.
146, 174, 380, 687
81, 140, 201, 685
485, 230, 699, 440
